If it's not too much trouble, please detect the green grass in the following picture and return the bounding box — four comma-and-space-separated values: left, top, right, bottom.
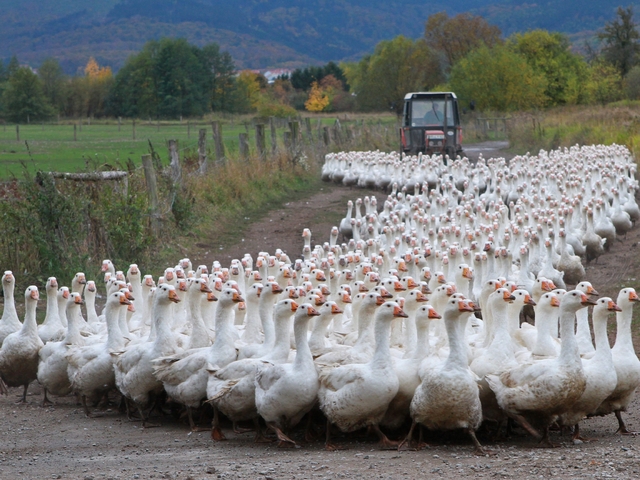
0, 115, 398, 178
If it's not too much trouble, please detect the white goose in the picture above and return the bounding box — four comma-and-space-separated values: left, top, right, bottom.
403, 297, 484, 453
207, 299, 299, 441
152, 288, 243, 431
254, 304, 323, 447
0, 286, 43, 403
559, 297, 619, 442
66, 291, 130, 416
487, 290, 593, 446
381, 304, 441, 430
37, 292, 85, 405
0, 271, 21, 346
112, 284, 181, 426
318, 301, 406, 450
38, 277, 65, 343
593, 287, 640, 434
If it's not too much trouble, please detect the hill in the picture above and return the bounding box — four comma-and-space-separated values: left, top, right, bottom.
0, 1, 634, 73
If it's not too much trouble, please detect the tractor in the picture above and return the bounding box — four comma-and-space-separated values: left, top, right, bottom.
400, 92, 464, 161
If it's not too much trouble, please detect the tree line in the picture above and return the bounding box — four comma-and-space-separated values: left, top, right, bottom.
1, 7, 639, 122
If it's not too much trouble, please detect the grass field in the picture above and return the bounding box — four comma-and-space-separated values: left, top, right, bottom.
0, 114, 398, 178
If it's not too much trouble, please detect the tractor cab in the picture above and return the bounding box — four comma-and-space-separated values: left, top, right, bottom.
400, 92, 463, 161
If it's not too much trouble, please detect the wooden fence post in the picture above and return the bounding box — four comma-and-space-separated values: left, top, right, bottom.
132, 119, 136, 140
304, 117, 312, 140
141, 154, 160, 236
333, 119, 342, 146
16, 125, 19, 142
73, 124, 77, 141
283, 131, 292, 154
187, 121, 191, 139
255, 124, 266, 158
198, 128, 207, 174
270, 117, 277, 155
239, 133, 249, 159
323, 126, 331, 146
211, 121, 225, 162
168, 139, 182, 186
288, 121, 299, 154
118, 116, 121, 132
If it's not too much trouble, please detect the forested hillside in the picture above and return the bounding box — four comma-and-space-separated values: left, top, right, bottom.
0, 0, 634, 73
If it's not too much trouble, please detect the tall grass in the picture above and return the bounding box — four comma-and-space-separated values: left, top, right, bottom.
506, 103, 640, 161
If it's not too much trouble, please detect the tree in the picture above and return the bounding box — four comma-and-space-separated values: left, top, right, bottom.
7, 55, 19, 77
38, 58, 66, 113
83, 57, 114, 117
305, 81, 330, 112
2, 67, 54, 122
448, 44, 547, 112
200, 43, 236, 113
107, 38, 236, 118
585, 60, 624, 104
597, 6, 640, 77
233, 70, 265, 113
291, 62, 348, 91
624, 65, 640, 99
425, 12, 502, 70
509, 30, 590, 106
344, 36, 443, 113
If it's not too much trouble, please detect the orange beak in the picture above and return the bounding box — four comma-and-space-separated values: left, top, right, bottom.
629, 291, 640, 303
393, 281, 406, 292
290, 301, 299, 312
608, 300, 622, 312
393, 305, 408, 318
271, 284, 284, 294
462, 267, 473, 280
428, 307, 441, 319
331, 304, 344, 314
232, 292, 245, 303
524, 294, 536, 306
581, 293, 597, 306
207, 292, 218, 302
550, 296, 561, 307
587, 285, 599, 296
342, 293, 352, 304
307, 306, 320, 316
168, 289, 181, 303
458, 300, 474, 312
375, 295, 386, 306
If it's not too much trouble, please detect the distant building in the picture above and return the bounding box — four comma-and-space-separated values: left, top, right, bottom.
263, 69, 292, 83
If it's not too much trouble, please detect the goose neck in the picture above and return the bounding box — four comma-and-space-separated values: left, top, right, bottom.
43, 290, 59, 325
105, 303, 126, 350
370, 315, 393, 367
614, 305, 635, 351
412, 321, 430, 360
153, 302, 178, 353
293, 317, 314, 369
213, 302, 235, 349
21, 299, 38, 336
258, 296, 277, 347
308, 312, 332, 350
266, 310, 293, 361
65, 304, 82, 344
1, 283, 17, 319
354, 303, 377, 347
443, 311, 468, 369
558, 305, 580, 364
592, 310, 612, 355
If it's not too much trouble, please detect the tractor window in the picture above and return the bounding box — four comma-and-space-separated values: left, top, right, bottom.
410, 99, 455, 127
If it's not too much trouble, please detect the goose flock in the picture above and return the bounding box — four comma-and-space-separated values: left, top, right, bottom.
0, 143, 639, 453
